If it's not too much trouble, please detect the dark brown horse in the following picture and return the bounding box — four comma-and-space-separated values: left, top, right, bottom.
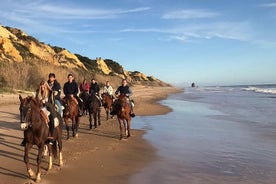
79, 91, 90, 115
19, 95, 63, 182
101, 92, 113, 120
113, 94, 132, 139
62, 96, 80, 139
86, 94, 101, 129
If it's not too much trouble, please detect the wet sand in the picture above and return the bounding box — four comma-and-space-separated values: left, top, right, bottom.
0, 86, 181, 184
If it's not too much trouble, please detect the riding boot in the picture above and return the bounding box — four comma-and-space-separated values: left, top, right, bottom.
130, 104, 135, 117
20, 138, 26, 146
78, 106, 83, 116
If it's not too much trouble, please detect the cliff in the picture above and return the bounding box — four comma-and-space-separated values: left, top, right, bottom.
0, 24, 169, 90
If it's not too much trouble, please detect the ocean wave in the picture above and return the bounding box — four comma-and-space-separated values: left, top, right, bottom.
243, 86, 276, 94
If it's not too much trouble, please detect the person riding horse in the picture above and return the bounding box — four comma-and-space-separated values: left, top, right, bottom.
103, 81, 114, 99
111, 79, 135, 117
47, 73, 63, 117
21, 80, 58, 146
63, 73, 84, 116
89, 78, 102, 106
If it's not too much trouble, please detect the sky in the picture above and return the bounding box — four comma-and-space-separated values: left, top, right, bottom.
0, 0, 276, 86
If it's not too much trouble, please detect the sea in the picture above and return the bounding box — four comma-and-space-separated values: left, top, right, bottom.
130, 84, 276, 184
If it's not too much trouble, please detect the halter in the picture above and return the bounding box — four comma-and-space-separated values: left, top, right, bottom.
19, 102, 33, 130
19, 97, 49, 130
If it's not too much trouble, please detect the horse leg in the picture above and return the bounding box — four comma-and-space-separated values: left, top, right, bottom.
94, 113, 97, 128
57, 129, 63, 167
47, 144, 53, 171
75, 116, 79, 137
24, 143, 35, 179
66, 123, 70, 140
106, 108, 109, 120
123, 120, 127, 138
36, 144, 44, 182
127, 118, 131, 138
118, 119, 123, 140
89, 113, 92, 130
71, 117, 76, 137
98, 108, 101, 126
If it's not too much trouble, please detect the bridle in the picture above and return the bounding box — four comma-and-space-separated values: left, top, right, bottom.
19, 99, 33, 130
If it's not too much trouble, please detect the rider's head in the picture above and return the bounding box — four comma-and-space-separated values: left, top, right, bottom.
48, 73, 55, 83
67, 73, 74, 83
122, 79, 127, 86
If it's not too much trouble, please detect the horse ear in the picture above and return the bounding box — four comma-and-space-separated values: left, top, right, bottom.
19, 94, 22, 102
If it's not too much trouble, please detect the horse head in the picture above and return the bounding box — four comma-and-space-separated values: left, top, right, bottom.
62, 96, 78, 117
19, 95, 42, 130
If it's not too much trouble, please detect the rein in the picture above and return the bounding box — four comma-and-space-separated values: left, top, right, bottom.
20, 98, 49, 130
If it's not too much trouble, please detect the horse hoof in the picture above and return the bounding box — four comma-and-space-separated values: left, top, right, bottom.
60, 161, 64, 167
28, 168, 35, 178
36, 177, 41, 183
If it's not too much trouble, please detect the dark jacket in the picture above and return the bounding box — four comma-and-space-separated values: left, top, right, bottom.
89, 82, 100, 95
63, 80, 79, 97
48, 80, 61, 101
115, 85, 132, 96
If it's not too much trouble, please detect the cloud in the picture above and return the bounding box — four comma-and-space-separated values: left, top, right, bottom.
0, 1, 151, 20
121, 21, 251, 42
162, 9, 219, 19
259, 3, 276, 8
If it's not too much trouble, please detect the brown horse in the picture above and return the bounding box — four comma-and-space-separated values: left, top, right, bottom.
62, 96, 80, 139
113, 94, 132, 139
86, 94, 101, 129
101, 92, 113, 120
19, 95, 63, 182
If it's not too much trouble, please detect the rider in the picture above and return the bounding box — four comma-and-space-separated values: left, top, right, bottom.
36, 80, 57, 145
63, 73, 84, 116
79, 79, 90, 94
89, 78, 102, 105
47, 73, 63, 117
103, 81, 114, 99
111, 79, 135, 117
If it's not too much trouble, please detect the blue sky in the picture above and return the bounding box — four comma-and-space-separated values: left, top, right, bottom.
0, 0, 276, 86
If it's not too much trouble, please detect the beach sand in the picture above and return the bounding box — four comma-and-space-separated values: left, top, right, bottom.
0, 86, 181, 184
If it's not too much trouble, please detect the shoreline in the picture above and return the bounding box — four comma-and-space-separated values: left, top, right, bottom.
0, 86, 182, 184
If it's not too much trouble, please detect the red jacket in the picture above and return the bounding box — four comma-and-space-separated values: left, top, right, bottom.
80, 83, 90, 93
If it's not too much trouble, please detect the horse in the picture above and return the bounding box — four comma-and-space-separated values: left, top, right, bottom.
19, 95, 63, 182
62, 96, 80, 139
86, 94, 101, 129
79, 91, 90, 115
101, 92, 113, 120
113, 94, 132, 139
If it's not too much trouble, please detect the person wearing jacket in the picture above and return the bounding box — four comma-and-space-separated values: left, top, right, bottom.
63, 73, 84, 116
47, 73, 63, 117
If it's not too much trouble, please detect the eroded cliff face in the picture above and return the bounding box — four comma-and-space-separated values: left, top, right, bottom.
0, 24, 168, 86
0, 25, 86, 69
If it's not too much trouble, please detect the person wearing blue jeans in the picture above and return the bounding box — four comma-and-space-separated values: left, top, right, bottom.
47, 73, 63, 117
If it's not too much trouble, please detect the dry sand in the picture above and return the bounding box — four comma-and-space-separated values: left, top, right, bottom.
0, 86, 182, 184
